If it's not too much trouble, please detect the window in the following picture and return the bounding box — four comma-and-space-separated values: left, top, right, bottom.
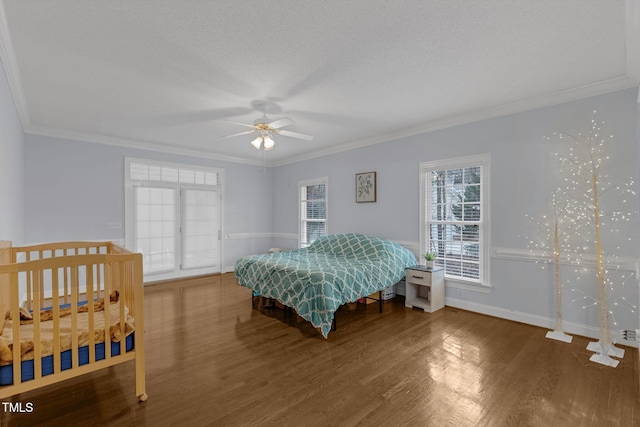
420, 154, 490, 285
299, 178, 328, 248
125, 158, 223, 280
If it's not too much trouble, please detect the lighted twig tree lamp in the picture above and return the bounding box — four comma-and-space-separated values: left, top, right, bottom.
550, 112, 637, 367
526, 189, 579, 343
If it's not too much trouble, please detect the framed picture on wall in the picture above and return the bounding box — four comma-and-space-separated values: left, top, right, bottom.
356, 171, 376, 203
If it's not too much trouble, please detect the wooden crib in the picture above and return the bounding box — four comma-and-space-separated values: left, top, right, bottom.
0, 241, 146, 402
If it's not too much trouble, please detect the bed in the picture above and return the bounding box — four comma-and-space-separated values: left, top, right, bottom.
234, 233, 416, 337
0, 241, 146, 402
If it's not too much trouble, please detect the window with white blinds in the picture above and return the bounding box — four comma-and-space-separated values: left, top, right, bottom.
420, 154, 490, 285
299, 178, 328, 248
125, 158, 223, 279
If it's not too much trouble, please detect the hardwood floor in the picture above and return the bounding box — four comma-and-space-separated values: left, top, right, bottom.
1, 273, 638, 426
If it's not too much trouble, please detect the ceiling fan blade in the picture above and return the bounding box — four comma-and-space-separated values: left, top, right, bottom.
268, 117, 294, 129
219, 120, 258, 129
153, 107, 254, 126
222, 130, 255, 139
278, 129, 314, 141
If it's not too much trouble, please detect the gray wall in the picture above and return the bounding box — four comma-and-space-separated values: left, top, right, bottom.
273, 88, 640, 336
20, 86, 640, 339
0, 55, 24, 243
23, 134, 274, 270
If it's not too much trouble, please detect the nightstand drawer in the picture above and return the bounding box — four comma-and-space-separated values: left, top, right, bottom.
406, 271, 431, 285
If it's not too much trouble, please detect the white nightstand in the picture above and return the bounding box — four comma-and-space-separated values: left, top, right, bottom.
404, 266, 445, 313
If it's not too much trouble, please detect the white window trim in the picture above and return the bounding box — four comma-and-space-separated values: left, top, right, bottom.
124, 157, 225, 282
419, 154, 491, 287
298, 177, 328, 248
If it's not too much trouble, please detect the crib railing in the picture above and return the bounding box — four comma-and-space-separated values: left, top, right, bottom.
11, 241, 111, 308
0, 241, 146, 401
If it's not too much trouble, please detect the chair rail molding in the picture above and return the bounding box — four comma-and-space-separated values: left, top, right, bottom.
492, 247, 638, 271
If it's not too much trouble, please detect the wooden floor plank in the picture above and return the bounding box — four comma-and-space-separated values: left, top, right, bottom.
1, 273, 638, 426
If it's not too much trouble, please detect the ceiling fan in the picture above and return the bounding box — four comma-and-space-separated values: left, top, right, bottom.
222, 104, 313, 151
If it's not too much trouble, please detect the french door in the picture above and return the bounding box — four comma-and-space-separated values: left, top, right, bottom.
132, 184, 222, 279
181, 187, 221, 270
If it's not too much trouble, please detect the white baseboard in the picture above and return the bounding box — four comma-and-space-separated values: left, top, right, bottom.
445, 296, 639, 348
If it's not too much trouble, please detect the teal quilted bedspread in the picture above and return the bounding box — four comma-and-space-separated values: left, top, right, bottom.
234, 233, 416, 337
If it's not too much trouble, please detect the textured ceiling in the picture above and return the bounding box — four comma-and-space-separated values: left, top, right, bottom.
1, 1, 637, 165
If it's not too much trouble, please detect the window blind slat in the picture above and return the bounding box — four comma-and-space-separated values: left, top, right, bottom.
426, 165, 483, 281
299, 180, 327, 248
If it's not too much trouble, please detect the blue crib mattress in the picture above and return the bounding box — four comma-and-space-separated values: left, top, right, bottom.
0, 333, 134, 386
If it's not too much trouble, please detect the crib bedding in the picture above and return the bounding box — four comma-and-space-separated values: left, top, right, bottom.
0, 296, 135, 367
234, 233, 416, 337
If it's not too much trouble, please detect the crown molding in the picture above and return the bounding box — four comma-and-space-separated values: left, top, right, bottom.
24, 74, 636, 170
21, 72, 638, 170
0, 0, 29, 128
272, 75, 638, 167
25, 124, 267, 166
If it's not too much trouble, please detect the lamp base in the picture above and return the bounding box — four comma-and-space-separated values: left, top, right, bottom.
586, 340, 624, 367
545, 330, 572, 343
587, 340, 625, 358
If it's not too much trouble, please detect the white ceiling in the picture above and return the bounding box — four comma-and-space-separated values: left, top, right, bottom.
1, 1, 638, 166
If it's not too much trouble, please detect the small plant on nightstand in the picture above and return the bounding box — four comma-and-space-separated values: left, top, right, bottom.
424, 252, 437, 269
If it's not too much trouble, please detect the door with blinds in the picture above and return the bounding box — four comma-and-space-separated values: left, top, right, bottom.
127, 159, 223, 280
181, 187, 221, 270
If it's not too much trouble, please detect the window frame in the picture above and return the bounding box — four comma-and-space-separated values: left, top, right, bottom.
420, 154, 491, 287
298, 177, 328, 248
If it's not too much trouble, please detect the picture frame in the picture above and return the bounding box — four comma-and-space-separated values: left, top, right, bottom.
355, 171, 376, 203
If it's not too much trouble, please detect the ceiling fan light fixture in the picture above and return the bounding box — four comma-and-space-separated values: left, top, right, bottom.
222, 106, 312, 152
250, 136, 263, 149
263, 135, 275, 150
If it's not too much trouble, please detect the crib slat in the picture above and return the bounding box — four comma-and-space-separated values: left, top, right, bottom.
63, 257, 70, 305
52, 267, 61, 375
32, 270, 42, 380
25, 252, 32, 311
39, 267, 45, 309
104, 261, 112, 361
70, 266, 79, 369
87, 263, 95, 364
10, 271, 21, 387
118, 261, 126, 356
97, 261, 103, 300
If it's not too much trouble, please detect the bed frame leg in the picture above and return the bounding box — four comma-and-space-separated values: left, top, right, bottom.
378, 290, 383, 313
263, 297, 275, 309
331, 316, 337, 332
